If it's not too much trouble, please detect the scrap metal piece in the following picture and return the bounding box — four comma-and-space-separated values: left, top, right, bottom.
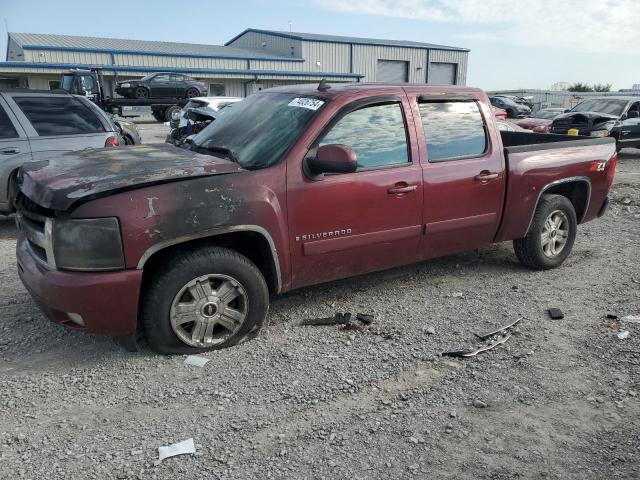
548, 308, 564, 320
473, 317, 522, 340
356, 313, 375, 325
442, 332, 512, 358
158, 438, 196, 461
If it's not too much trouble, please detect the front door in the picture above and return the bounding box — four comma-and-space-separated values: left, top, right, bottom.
412, 96, 506, 259
149, 74, 174, 97
0, 96, 31, 210
619, 101, 640, 148
286, 95, 424, 289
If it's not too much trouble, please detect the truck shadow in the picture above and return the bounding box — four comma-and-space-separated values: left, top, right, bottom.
0, 214, 18, 239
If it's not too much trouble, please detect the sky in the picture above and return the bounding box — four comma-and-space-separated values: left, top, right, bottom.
1, 0, 638, 90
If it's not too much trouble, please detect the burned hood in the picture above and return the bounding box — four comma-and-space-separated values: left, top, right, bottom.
19, 143, 243, 211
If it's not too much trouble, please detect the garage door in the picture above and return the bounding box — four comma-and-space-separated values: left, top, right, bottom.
430, 63, 457, 85
376, 60, 409, 82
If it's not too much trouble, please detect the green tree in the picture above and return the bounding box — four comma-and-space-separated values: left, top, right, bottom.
567, 83, 594, 92
592, 83, 612, 92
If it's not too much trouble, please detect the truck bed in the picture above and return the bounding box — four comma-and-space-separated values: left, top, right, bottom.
500, 131, 615, 153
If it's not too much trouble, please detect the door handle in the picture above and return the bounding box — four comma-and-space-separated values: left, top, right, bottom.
388, 183, 418, 195
1, 148, 19, 155
474, 171, 499, 182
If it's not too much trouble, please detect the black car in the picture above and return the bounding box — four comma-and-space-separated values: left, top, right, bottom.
550, 97, 640, 151
489, 96, 531, 118
115, 73, 208, 99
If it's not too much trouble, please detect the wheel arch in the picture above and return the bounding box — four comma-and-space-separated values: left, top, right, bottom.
138, 226, 282, 295
526, 177, 591, 234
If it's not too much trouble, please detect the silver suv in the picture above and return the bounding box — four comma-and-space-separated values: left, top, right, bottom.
0, 90, 121, 214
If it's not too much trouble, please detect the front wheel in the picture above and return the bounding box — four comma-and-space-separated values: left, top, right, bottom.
513, 194, 577, 270
141, 247, 269, 354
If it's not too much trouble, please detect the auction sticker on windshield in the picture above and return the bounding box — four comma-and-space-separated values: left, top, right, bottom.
288, 98, 325, 110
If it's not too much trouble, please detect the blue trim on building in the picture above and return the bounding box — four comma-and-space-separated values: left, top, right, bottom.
20, 44, 305, 62
225, 28, 470, 52
0, 61, 364, 79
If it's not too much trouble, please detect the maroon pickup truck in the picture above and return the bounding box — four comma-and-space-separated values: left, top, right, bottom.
15, 83, 617, 354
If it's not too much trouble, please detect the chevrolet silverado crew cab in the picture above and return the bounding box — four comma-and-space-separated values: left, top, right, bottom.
15, 83, 617, 354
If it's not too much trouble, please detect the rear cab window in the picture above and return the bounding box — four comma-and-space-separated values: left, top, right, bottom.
419, 101, 488, 162
318, 101, 410, 170
12, 96, 105, 136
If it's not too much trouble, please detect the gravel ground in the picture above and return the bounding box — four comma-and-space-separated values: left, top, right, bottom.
0, 138, 638, 479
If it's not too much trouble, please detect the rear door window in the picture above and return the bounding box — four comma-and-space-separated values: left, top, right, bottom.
419, 101, 488, 162
319, 102, 409, 170
13, 96, 105, 136
0, 104, 19, 139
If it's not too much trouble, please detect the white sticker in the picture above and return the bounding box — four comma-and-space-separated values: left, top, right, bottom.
288, 97, 325, 111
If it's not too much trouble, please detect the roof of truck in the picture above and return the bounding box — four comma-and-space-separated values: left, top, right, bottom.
267, 82, 485, 99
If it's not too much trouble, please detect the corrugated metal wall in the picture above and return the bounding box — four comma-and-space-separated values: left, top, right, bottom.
429, 49, 467, 86
302, 41, 350, 73
6, 38, 24, 61
226, 31, 302, 58
353, 44, 427, 82
113, 54, 246, 70
24, 49, 112, 65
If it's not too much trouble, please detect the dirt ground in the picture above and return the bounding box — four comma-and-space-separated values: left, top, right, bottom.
0, 131, 638, 479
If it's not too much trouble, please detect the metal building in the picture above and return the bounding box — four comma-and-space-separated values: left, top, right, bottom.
1, 28, 469, 97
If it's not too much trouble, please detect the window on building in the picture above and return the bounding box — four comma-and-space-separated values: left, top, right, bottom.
209, 84, 226, 96
0, 104, 18, 139
419, 101, 487, 162
13, 96, 105, 136
319, 102, 409, 170
48, 80, 61, 91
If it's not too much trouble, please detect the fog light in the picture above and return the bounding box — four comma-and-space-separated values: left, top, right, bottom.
67, 312, 85, 327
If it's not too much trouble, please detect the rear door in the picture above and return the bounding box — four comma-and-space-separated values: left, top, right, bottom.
412, 94, 506, 259
6, 93, 110, 153
286, 94, 424, 289
0, 95, 31, 209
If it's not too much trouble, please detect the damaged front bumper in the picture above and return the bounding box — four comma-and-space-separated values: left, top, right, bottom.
16, 237, 142, 337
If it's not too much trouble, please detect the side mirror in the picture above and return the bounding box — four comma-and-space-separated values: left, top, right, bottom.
627, 111, 639, 119
305, 144, 357, 179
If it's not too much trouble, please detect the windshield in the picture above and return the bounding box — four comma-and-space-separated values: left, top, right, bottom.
533, 110, 559, 119
191, 93, 325, 169
61, 75, 74, 92
571, 99, 627, 116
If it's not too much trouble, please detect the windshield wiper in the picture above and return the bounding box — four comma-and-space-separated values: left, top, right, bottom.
195, 145, 237, 163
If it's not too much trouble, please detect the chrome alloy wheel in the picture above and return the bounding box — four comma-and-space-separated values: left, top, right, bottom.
170, 274, 248, 347
541, 210, 569, 258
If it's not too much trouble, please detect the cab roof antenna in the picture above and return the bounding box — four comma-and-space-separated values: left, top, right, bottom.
317, 78, 331, 92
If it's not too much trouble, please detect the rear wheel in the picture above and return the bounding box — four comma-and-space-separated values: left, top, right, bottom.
152, 110, 165, 122
164, 105, 181, 122
513, 194, 577, 270
134, 87, 149, 99
141, 247, 269, 354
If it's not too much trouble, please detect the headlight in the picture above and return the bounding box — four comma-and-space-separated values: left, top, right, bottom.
52, 218, 125, 271
590, 130, 610, 137
120, 83, 131, 88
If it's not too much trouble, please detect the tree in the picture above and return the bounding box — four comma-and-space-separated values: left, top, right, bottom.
567, 83, 593, 92
592, 83, 612, 92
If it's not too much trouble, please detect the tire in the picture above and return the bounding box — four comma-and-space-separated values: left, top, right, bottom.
185, 88, 199, 98
164, 105, 181, 122
134, 87, 149, 99
152, 111, 165, 122
513, 194, 577, 270
141, 246, 269, 354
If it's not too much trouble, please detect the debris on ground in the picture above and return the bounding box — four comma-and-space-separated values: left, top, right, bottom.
300, 312, 374, 328
472, 399, 488, 408
621, 315, 640, 324
548, 308, 564, 320
184, 355, 210, 368
442, 318, 522, 358
158, 438, 196, 461
607, 313, 619, 320
617, 330, 631, 340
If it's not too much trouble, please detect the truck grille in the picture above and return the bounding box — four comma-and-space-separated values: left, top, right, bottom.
16, 195, 56, 268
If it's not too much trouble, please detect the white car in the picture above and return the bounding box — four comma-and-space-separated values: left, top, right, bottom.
171, 96, 242, 128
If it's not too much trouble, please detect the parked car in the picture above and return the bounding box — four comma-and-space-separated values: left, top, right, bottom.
170, 96, 241, 130
515, 108, 565, 133
115, 73, 208, 99
114, 119, 142, 145
489, 96, 531, 118
550, 97, 640, 151
494, 94, 534, 111
0, 89, 120, 214
15, 83, 616, 354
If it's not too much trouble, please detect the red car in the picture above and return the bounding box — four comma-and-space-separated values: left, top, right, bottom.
515, 108, 565, 133
16, 84, 616, 354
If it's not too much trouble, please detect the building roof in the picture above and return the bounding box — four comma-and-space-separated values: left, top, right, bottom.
225, 28, 469, 52
8, 32, 299, 60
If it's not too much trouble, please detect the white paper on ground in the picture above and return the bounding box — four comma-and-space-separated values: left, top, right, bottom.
184, 355, 209, 367
158, 438, 196, 461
